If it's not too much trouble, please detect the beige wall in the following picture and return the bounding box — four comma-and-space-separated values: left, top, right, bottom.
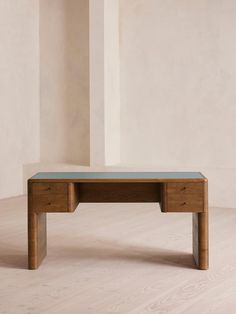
0, 0, 40, 199
104, 0, 121, 165
1, 0, 236, 208
89, 0, 105, 166
120, 0, 236, 169
119, 0, 236, 208
90, 0, 121, 166
40, 0, 90, 165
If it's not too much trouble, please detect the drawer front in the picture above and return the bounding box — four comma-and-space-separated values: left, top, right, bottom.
163, 182, 204, 212
31, 183, 68, 212
33, 194, 68, 212
31, 183, 67, 195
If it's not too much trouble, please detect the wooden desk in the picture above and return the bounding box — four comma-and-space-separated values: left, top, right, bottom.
28, 172, 208, 270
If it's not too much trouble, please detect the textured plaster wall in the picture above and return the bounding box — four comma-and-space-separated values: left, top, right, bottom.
119, 0, 236, 207
40, 0, 90, 165
104, 0, 121, 165
1, 0, 236, 208
120, 0, 236, 170
0, 0, 40, 199
90, 0, 120, 166
89, 0, 105, 166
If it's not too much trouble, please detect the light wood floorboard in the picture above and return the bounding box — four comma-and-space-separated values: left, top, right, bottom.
0, 196, 235, 314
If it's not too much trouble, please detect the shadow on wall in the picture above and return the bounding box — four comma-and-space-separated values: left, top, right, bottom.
40, 0, 90, 165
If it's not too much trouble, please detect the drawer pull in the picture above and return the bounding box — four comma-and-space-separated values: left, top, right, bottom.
181, 202, 187, 206
181, 187, 186, 191
48, 202, 51, 206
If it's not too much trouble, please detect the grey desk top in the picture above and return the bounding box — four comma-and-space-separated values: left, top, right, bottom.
31, 172, 205, 180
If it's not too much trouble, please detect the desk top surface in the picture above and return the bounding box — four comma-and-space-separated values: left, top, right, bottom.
30, 172, 206, 182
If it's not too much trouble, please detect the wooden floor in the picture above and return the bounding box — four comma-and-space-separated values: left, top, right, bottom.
0, 196, 236, 314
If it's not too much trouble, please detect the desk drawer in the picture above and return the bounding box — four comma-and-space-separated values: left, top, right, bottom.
33, 193, 68, 212
31, 183, 67, 195
31, 183, 68, 212
162, 182, 204, 212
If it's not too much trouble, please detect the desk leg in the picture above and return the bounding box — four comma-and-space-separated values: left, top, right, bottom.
28, 212, 47, 270
192, 212, 208, 270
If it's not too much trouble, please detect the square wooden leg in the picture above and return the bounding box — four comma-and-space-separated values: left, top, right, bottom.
28, 212, 47, 270
193, 212, 209, 270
